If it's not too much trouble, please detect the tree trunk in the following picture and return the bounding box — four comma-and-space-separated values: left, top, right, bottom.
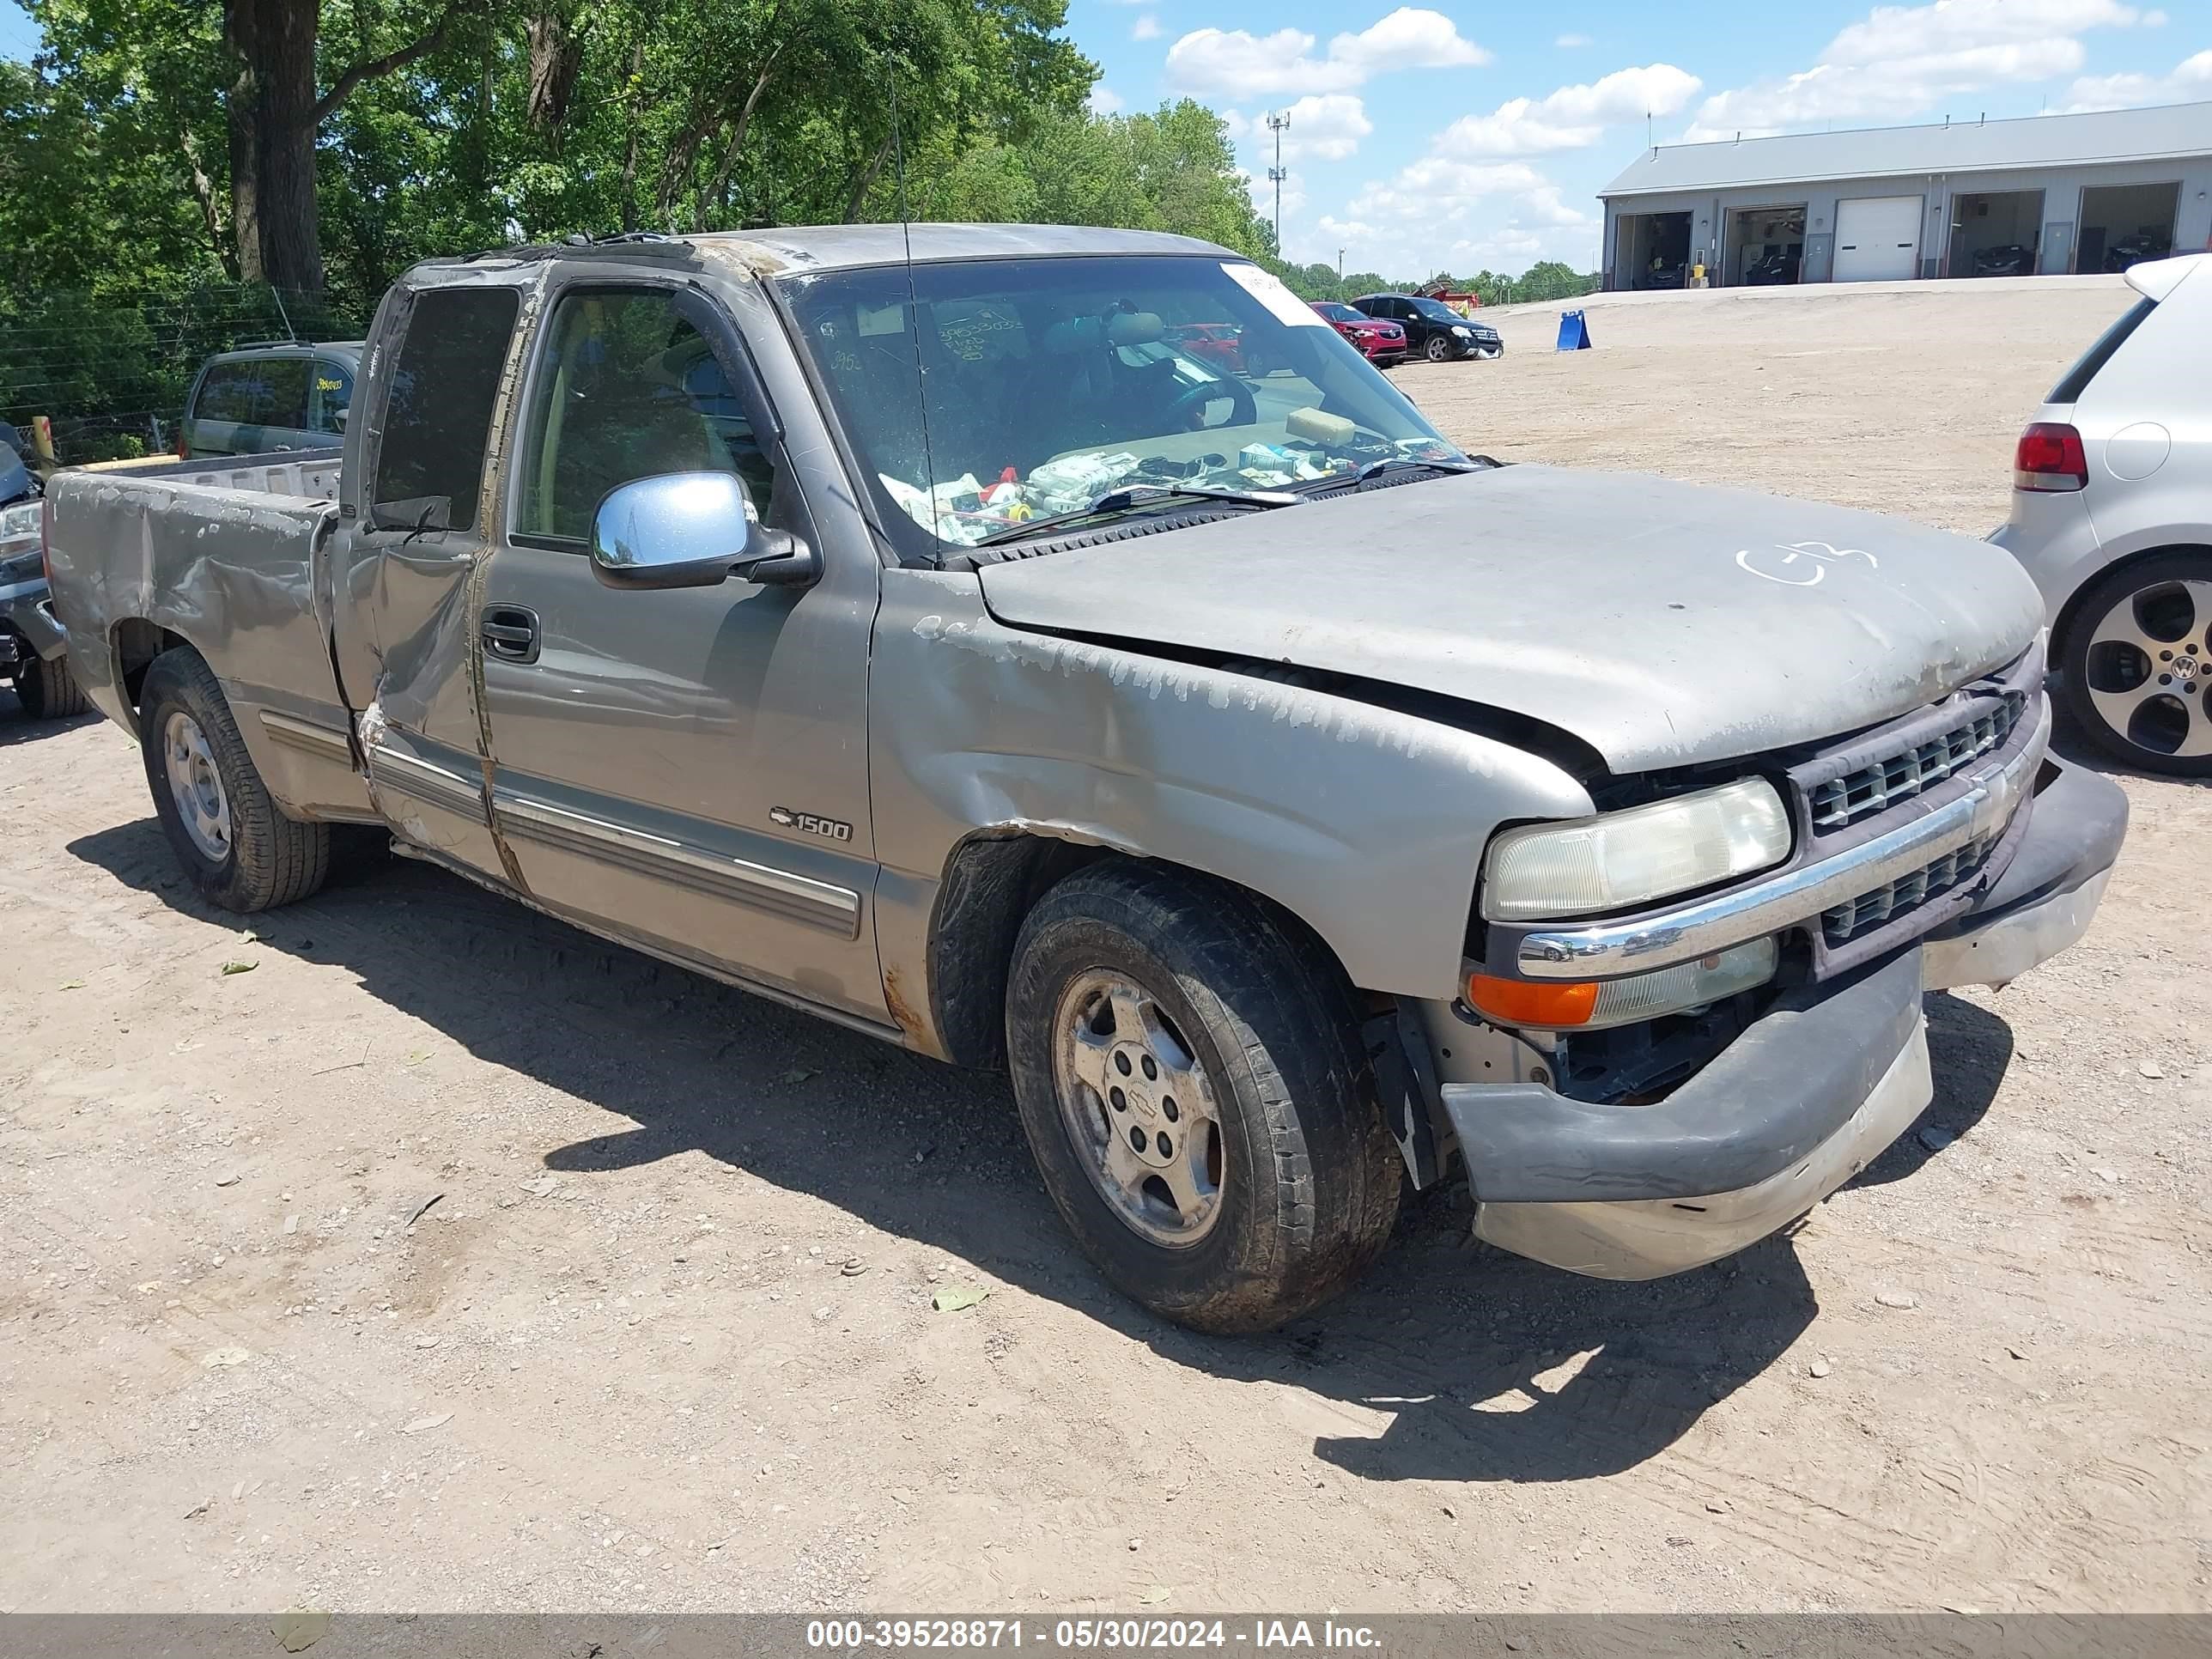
526, 6, 587, 157
697, 48, 782, 233
617, 39, 646, 233
842, 130, 897, 223
222, 0, 320, 297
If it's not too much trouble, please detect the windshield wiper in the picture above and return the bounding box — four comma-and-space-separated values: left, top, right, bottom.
1284, 455, 1486, 496
974, 482, 1300, 547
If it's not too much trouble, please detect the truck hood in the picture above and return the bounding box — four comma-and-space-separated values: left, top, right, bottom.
975, 464, 2046, 772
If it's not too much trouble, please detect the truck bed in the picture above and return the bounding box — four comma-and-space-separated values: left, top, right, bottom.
44, 447, 371, 821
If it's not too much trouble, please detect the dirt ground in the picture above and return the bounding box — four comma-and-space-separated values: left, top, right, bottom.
5, 278, 2209, 1616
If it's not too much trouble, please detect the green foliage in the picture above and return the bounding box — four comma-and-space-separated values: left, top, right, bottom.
1273, 258, 1601, 307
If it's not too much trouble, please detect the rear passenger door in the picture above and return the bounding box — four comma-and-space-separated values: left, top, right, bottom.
474, 280, 885, 1021
331, 282, 525, 883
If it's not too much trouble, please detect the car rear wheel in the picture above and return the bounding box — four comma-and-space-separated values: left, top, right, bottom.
139, 647, 331, 910
15, 653, 89, 720
2059, 550, 2212, 777
1005, 860, 1401, 1334
1424, 334, 1454, 363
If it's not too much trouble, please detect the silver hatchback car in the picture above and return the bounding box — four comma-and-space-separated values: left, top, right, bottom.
1994, 252, 2212, 775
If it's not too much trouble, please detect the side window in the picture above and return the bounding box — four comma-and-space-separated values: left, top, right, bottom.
313, 360, 355, 434
259, 358, 311, 431
194, 364, 253, 424
516, 289, 770, 544
372, 287, 520, 532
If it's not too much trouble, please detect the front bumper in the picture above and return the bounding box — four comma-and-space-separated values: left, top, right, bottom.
0, 579, 67, 664
1445, 755, 2127, 1279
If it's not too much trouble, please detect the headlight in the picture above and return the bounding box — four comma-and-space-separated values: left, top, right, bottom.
1481, 778, 1790, 921
1451, 325, 1472, 336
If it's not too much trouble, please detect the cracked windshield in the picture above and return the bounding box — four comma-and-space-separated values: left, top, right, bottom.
780, 254, 1468, 549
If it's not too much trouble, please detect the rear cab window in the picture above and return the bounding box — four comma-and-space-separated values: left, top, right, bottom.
2047, 296, 2156, 404
369, 288, 520, 533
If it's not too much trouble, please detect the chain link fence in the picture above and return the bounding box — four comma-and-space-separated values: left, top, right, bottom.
0, 281, 371, 465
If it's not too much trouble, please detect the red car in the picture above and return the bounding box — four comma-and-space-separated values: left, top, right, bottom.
1310, 301, 1407, 367
1164, 322, 1248, 375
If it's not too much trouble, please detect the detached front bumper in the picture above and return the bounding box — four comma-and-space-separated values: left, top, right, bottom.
1444, 755, 2127, 1279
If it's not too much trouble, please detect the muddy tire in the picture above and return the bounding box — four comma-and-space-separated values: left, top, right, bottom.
139, 647, 330, 912
1006, 860, 1401, 1334
15, 653, 89, 720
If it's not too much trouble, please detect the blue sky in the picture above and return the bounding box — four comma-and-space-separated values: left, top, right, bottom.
1075, 0, 2210, 275
4, 1, 2204, 276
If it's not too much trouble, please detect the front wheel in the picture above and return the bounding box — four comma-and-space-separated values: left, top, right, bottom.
139, 647, 331, 911
1006, 861, 1401, 1334
2058, 551, 2212, 776
15, 653, 89, 720
1424, 334, 1455, 363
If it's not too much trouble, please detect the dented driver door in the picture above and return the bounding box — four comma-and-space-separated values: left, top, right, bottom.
472, 275, 888, 1024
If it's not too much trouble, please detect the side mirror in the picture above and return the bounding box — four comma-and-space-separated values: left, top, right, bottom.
589, 471, 818, 592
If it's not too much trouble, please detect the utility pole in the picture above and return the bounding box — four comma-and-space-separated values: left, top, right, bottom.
1336, 246, 1346, 282
1266, 110, 1291, 254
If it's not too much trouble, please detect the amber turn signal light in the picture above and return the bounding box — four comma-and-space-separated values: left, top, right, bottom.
1463, 972, 1599, 1029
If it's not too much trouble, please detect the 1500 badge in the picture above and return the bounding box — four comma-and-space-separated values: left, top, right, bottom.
770, 806, 854, 842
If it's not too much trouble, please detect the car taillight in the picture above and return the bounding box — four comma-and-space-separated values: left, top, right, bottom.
2014, 422, 2087, 492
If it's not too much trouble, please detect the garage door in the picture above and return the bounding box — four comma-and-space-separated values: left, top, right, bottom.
1833, 195, 1923, 282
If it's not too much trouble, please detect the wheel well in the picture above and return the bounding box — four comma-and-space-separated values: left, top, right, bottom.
2050, 543, 2212, 665
926, 833, 1109, 1070
112, 619, 190, 721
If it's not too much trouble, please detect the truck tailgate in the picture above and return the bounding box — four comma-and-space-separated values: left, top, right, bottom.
45, 468, 369, 820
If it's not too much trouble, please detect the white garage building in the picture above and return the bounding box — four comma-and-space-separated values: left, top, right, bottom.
1598, 100, 2212, 290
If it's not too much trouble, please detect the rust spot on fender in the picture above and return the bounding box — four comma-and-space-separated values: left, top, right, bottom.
882, 967, 938, 1055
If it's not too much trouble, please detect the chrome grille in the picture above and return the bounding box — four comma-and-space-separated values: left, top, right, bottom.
1809, 693, 2026, 831
1822, 836, 1995, 946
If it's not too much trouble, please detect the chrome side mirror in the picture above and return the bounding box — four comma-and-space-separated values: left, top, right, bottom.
589, 471, 818, 591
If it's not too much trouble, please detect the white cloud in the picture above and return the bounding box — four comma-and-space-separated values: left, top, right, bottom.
2143, 8, 2168, 21
1556, 33, 1593, 48
2063, 46, 2212, 109
1441, 64, 1701, 155
1132, 14, 1160, 41
1088, 83, 1125, 117
1164, 8, 1489, 98
1688, 0, 2158, 137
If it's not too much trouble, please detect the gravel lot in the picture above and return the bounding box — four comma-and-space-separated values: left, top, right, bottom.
5, 276, 2208, 1616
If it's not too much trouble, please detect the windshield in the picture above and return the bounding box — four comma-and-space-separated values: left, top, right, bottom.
1313, 302, 1363, 323
777, 254, 1466, 553
1410, 298, 1464, 323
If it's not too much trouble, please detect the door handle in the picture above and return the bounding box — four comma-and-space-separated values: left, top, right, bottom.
481, 605, 541, 665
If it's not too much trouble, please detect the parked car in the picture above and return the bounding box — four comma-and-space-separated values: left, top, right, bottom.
1349, 293, 1502, 362
179, 340, 362, 459
48, 224, 2123, 1332
1310, 301, 1407, 366
1, 495, 88, 720
1743, 247, 1801, 285
2105, 229, 2172, 273
1163, 322, 1246, 375
1972, 244, 2033, 277
1993, 252, 2211, 775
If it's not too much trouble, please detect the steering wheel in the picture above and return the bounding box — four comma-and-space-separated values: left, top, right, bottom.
1164, 374, 1257, 432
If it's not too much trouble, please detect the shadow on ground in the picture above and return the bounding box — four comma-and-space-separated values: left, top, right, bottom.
0, 686, 96, 747
68, 814, 2015, 1486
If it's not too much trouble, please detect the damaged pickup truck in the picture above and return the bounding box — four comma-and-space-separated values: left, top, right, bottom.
46, 226, 2126, 1332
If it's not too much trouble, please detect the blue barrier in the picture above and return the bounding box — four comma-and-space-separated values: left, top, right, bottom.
1556, 309, 1592, 350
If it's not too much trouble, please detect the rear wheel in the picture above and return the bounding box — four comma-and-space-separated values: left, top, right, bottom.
1006, 860, 1401, 1334
139, 647, 330, 911
15, 653, 89, 720
2058, 550, 2212, 777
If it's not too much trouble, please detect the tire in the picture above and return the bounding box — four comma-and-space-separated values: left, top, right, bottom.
15, 653, 89, 720
2057, 550, 2212, 778
138, 647, 330, 911
1005, 860, 1401, 1334
1424, 334, 1454, 363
